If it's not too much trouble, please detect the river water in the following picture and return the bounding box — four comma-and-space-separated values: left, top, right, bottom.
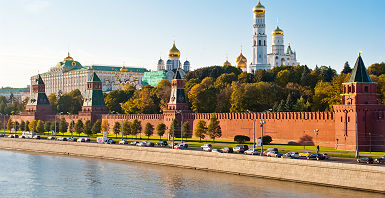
0, 150, 382, 198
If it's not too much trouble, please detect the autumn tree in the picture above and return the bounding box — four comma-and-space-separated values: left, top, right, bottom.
182, 121, 190, 141
207, 114, 222, 142
156, 123, 166, 140
130, 119, 142, 139
194, 120, 207, 142
122, 120, 131, 138
36, 120, 45, 134
44, 121, 51, 132
101, 120, 108, 132
20, 120, 26, 131
74, 120, 84, 137
144, 122, 154, 139
188, 77, 217, 113
113, 122, 121, 138
91, 120, 101, 136
58, 118, 68, 134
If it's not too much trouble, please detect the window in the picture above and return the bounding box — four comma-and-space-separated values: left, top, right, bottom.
264, 41, 266, 46
365, 86, 369, 93
341, 116, 343, 122
259, 40, 261, 46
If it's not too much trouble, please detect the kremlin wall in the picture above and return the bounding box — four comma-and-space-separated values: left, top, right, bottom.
9, 54, 385, 152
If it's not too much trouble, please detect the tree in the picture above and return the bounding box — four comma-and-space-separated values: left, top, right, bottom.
144, 122, 154, 139
188, 77, 217, 113
182, 121, 190, 141
48, 93, 58, 114
194, 120, 207, 142
276, 69, 290, 87
104, 90, 130, 113
234, 135, 250, 144
122, 120, 131, 138
83, 120, 92, 136
113, 122, 121, 138
130, 119, 142, 139
44, 121, 51, 132
50, 121, 59, 132
156, 123, 166, 140
341, 61, 352, 74
168, 119, 178, 139
28, 120, 37, 132
14, 121, 19, 131
74, 120, 84, 137
101, 120, 108, 132
368, 62, 385, 76
36, 120, 45, 134
58, 118, 68, 134
7, 118, 13, 131
91, 120, 101, 136
25, 121, 30, 131
214, 73, 237, 89
69, 120, 75, 135
20, 120, 26, 131
207, 114, 222, 142
154, 79, 171, 111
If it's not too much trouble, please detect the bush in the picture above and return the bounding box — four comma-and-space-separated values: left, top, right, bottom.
258, 135, 273, 145
234, 135, 250, 144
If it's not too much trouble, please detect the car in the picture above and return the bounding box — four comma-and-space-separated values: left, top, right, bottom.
58, 137, 68, 141
67, 137, 77, 142
8, 134, 18, 138
374, 156, 385, 164
212, 149, 224, 153
169, 142, 178, 148
32, 135, 40, 139
146, 142, 155, 147
299, 152, 312, 158
201, 144, 212, 150
282, 152, 299, 159
137, 142, 147, 147
179, 143, 188, 149
263, 148, 278, 156
119, 140, 129, 145
233, 145, 249, 153
77, 138, 85, 142
244, 149, 260, 155
156, 141, 168, 147
47, 136, 56, 140
0, 134, 4, 137
357, 157, 374, 164
322, 153, 330, 159
85, 138, 91, 142
174, 144, 185, 150
203, 146, 213, 152
19, 135, 26, 139
222, 147, 233, 153
267, 151, 283, 158
130, 141, 140, 145
307, 154, 325, 160
105, 139, 116, 144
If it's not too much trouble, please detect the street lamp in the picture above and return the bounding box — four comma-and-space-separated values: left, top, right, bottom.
314, 129, 319, 154
260, 119, 266, 156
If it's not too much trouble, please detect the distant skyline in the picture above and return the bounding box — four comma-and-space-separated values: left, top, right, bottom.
0, 0, 384, 87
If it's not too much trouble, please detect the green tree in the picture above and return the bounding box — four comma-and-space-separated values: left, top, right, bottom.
276, 69, 291, 87
14, 121, 19, 131
194, 120, 207, 142
69, 120, 75, 135
58, 118, 68, 134
20, 120, 26, 131
83, 120, 92, 136
368, 62, 385, 76
36, 120, 45, 134
48, 93, 58, 114
101, 120, 108, 132
169, 119, 178, 139
74, 120, 84, 137
341, 61, 352, 74
113, 121, 121, 138
7, 118, 13, 131
130, 119, 142, 139
104, 90, 130, 113
144, 122, 154, 139
44, 121, 51, 132
122, 120, 131, 138
293, 97, 310, 112
154, 79, 171, 111
181, 121, 190, 141
207, 114, 222, 142
188, 77, 217, 113
91, 120, 101, 136
50, 121, 59, 132
214, 73, 237, 89
156, 123, 166, 140
25, 121, 30, 131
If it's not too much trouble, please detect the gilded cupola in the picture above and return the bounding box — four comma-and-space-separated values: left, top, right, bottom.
169, 42, 181, 58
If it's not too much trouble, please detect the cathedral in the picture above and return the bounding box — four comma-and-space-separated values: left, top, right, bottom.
248, 1, 299, 73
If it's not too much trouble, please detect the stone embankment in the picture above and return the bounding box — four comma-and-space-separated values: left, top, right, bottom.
0, 138, 384, 193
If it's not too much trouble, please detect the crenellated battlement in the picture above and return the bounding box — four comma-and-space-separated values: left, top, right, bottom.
186, 112, 334, 121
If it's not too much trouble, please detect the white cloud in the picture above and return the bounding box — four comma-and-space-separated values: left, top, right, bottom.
24, 0, 51, 14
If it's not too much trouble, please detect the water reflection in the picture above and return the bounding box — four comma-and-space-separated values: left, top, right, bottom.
0, 150, 382, 198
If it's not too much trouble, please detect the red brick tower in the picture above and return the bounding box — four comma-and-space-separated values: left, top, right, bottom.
21, 74, 53, 120
334, 54, 385, 152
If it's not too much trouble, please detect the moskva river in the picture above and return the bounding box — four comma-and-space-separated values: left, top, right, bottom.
0, 150, 382, 198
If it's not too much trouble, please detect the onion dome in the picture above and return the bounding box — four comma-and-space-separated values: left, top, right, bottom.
63, 52, 74, 61
253, 1, 265, 14
120, 66, 128, 72
169, 42, 181, 58
237, 60, 247, 69
273, 26, 284, 35
158, 58, 165, 65
236, 51, 247, 63
184, 60, 190, 65
223, 60, 232, 67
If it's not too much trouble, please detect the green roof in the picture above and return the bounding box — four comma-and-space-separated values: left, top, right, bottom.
173, 68, 182, 79
142, 70, 168, 86
88, 65, 148, 73
36, 74, 44, 85
57, 60, 83, 68
89, 72, 101, 82
348, 55, 372, 83
0, 87, 29, 93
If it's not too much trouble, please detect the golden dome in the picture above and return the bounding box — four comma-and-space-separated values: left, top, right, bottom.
237, 60, 247, 69
120, 66, 128, 72
236, 51, 247, 63
273, 26, 284, 35
169, 42, 180, 58
253, 1, 265, 14
63, 52, 74, 61
223, 60, 232, 67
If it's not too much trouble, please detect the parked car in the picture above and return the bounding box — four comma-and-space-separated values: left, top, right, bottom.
130, 141, 140, 145
222, 147, 233, 153
201, 144, 212, 150
212, 149, 224, 153
8, 134, 18, 138
357, 157, 374, 164
244, 149, 260, 155
233, 145, 249, 153
19, 135, 26, 139
322, 153, 330, 159
119, 140, 129, 145
299, 152, 312, 158
0, 134, 4, 137
169, 142, 178, 148
105, 139, 116, 144
137, 141, 148, 147
32, 135, 40, 139
307, 154, 325, 160
146, 142, 155, 147
174, 144, 186, 150
58, 137, 68, 141
77, 138, 85, 142
179, 143, 188, 149
374, 156, 385, 164
282, 152, 299, 159
263, 148, 278, 156
203, 146, 213, 152
67, 137, 76, 142
85, 138, 91, 142
47, 136, 56, 140
156, 141, 168, 147
267, 151, 283, 158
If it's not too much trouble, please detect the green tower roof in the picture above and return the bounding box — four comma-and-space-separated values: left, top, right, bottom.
348, 55, 372, 83
36, 74, 44, 85
173, 68, 182, 80
89, 72, 101, 82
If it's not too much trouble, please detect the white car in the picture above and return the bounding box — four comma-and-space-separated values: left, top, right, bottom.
201, 144, 212, 150
47, 136, 56, 140
119, 140, 129, 145
77, 138, 85, 142
203, 146, 213, 152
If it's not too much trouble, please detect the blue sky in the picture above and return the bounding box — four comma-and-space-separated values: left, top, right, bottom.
0, 0, 384, 87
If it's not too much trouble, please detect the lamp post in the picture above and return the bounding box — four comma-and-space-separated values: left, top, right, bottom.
260, 118, 266, 156
314, 129, 319, 154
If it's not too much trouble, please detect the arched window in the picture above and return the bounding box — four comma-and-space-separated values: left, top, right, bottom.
264, 40, 266, 46
259, 40, 261, 46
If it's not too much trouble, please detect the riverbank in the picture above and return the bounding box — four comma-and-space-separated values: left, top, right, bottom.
0, 138, 384, 193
